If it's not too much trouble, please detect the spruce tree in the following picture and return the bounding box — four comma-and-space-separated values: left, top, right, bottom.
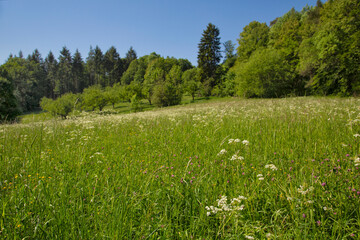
44, 51, 58, 98
72, 50, 85, 93
197, 23, 222, 95
55, 47, 73, 96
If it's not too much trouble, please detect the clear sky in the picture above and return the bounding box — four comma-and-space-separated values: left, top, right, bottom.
0, 0, 318, 66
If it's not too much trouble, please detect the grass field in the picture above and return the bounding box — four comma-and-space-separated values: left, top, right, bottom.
1, 97, 360, 239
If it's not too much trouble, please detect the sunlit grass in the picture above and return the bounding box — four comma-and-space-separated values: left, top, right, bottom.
1, 97, 360, 239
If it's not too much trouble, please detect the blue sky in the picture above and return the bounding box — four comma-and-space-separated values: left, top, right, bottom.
0, 0, 318, 66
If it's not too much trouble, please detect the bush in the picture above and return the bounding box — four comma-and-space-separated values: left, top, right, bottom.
152, 82, 182, 107
40, 93, 77, 119
82, 85, 108, 111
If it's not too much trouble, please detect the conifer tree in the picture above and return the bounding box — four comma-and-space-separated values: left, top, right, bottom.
197, 23, 222, 95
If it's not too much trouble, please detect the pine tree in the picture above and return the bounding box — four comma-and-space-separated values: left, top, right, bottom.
94, 46, 104, 86
125, 46, 137, 71
44, 51, 58, 98
197, 23, 222, 95
104, 46, 122, 86
72, 50, 85, 93
55, 47, 73, 96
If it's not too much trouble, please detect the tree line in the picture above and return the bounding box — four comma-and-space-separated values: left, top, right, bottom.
1, 0, 359, 122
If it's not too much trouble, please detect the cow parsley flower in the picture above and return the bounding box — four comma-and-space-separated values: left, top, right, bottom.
217, 149, 227, 156
354, 157, 360, 166
230, 154, 244, 161
297, 185, 314, 195
206, 195, 247, 216
245, 235, 254, 240
265, 164, 278, 171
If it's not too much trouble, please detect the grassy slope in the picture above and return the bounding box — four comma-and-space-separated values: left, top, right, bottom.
1, 97, 360, 239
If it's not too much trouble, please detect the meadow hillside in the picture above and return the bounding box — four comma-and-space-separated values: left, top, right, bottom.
1, 97, 360, 239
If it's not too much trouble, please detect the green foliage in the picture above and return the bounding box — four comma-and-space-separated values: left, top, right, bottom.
237, 21, 269, 60
82, 85, 108, 111
40, 93, 77, 119
72, 50, 85, 93
151, 81, 182, 107
233, 48, 294, 98
104, 46, 123, 86
307, 0, 360, 95
0, 74, 21, 122
182, 68, 201, 101
55, 47, 73, 96
1, 57, 42, 112
130, 94, 141, 112
223, 40, 236, 62
105, 86, 120, 108
197, 23, 222, 92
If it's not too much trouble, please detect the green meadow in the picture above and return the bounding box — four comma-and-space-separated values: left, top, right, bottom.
1, 97, 360, 239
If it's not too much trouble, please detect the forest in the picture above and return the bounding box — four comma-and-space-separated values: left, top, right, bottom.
0, 0, 359, 121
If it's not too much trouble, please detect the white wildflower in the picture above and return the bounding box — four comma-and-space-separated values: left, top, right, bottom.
354, 134, 360, 137
258, 177, 264, 181
355, 158, 360, 166
228, 139, 234, 144
266, 233, 272, 238
245, 235, 254, 240
234, 139, 241, 143
230, 154, 244, 161
217, 149, 227, 156
242, 140, 249, 146
265, 164, 278, 171
206, 195, 246, 216
297, 185, 314, 195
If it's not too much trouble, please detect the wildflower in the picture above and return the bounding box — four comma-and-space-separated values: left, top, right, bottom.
265, 164, 278, 171
217, 149, 227, 156
245, 236, 254, 240
242, 140, 249, 146
316, 220, 321, 226
257, 173, 264, 180
206, 195, 246, 216
354, 134, 360, 137
321, 182, 326, 186
228, 139, 234, 144
354, 158, 360, 166
302, 213, 306, 218
230, 154, 244, 161
297, 185, 314, 195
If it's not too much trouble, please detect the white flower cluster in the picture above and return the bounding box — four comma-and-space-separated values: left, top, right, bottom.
228, 138, 241, 144
230, 154, 244, 161
354, 157, 360, 166
205, 195, 246, 216
265, 164, 278, 171
297, 185, 314, 195
354, 134, 360, 137
257, 174, 264, 181
217, 149, 227, 156
228, 139, 249, 146
245, 236, 254, 240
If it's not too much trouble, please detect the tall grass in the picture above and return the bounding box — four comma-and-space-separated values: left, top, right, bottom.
1, 97, 360, 239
